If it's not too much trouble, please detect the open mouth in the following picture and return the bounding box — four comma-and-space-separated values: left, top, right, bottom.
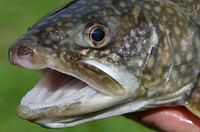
15, 59, 134, 128
20, 68, 108, 110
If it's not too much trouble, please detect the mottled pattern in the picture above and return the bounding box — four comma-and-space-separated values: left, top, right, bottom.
173, 0, 200, 25
9, 0, 200, 128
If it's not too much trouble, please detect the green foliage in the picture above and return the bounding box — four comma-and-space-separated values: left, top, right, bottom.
0, 0, 154, 131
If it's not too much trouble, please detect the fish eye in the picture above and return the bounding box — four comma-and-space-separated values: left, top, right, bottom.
91, 27, 105, 42
85, 22, 110, 48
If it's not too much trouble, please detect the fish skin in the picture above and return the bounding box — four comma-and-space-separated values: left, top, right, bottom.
173, 0, 200, 25
9, 0, 200, 128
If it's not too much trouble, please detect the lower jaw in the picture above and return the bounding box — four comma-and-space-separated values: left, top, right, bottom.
16, 92, 115, 121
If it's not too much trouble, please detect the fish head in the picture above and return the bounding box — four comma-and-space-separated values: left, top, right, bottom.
9, 0, 144, 128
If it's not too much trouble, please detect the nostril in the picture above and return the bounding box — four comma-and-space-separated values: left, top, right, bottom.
18, 46, 33, 57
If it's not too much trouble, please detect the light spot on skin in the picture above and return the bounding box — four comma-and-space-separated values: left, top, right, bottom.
171, 70, 178, 80
175, 54, 181, 65
184, 77, 191, 84
197, 4, 200, 10
172, 38, 178, 49
162, 16, 167, 22
173, 16, 178, 22
53, 45, 59, 49
164, 37, 168, 45
179, 21, 184, 26
155, 6, 161, 13
166, 8, 173, 14
156, 67, 163, 76
108, 53, 121, 62
144, 74, 152, 81
149, 78, 163, 88
181, 39, 187, 51
180, 65, 186, 73
151, 29, 159, 45
67, 30, 73, 35
187, 28, 193, 36
158, 24, 164, 32
186, 52, 193, 62
177, 79, 182, 86
119, 1, 126, 8
133, 6, 141, 24
52, 53, 57, 58
56, 21, 63, 26
87, 15, 92, 19
159, 1, 165, 6
174, 26, 181, 35
150, 0, 156, 4
137, 60, 143, 67
82, 49, 90, 55
64, 23, 74, 27
147, 56, 155, 68
45, 26, 54, 32
45, 39, 52, 44
144, 4, 151, 10
29, 35, 38, 41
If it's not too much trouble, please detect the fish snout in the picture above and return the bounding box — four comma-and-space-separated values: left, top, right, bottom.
9, 39, 48, 69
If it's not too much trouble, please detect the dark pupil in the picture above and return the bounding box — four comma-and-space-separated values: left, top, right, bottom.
91, 27, 105, 42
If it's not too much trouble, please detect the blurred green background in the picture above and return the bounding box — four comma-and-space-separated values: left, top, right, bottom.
0, 0, 155, 131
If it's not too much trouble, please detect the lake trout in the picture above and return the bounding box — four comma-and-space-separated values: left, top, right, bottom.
9, 0, 200, 128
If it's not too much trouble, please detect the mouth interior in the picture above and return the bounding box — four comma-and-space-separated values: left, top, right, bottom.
21, 68, 104, 109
